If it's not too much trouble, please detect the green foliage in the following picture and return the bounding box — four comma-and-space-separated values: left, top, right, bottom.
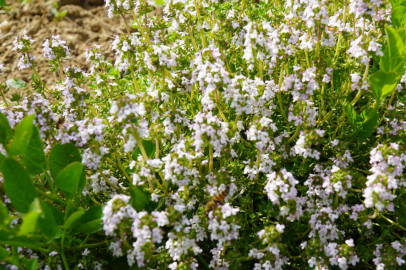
380, 26, 406, 75
392, 6, 406, 27
132, 140, 156, 160
50, 2, 67, 22
130, 187, 158, 212
6, 79, 27, 89
0, 112, 11, 146
369, 71, 399, 101
54, 162, 86, 199
24, 126, 47, 177
49, 143, 81, 179
0, 0, 7, 9
7, 114, 35, 157
73, 206, 103, 234
2, 158, 37, 213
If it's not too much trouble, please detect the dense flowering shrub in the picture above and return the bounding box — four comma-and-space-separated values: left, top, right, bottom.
1, 0, 406, 269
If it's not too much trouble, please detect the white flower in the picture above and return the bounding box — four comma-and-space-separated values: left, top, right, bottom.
276, 224, 285, 233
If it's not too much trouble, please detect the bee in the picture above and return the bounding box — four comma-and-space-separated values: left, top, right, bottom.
55, 116, 65, 130
205, 186, 230, 217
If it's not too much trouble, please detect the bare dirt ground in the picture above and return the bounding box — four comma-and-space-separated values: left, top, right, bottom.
0, 0, 148, 99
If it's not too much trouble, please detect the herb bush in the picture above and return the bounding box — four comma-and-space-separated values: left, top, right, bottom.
1, 0, 406, 269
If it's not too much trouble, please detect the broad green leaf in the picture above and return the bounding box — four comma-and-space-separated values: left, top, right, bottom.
45, 201, 65, 226
2, 158, 37, 213
358, 109, 379, 144
391, 6, 406, 27
132, 140, 156, 160
0, 245, 10, 260
130, 187, 150, 212
49, 143, 81, 180
28, 197, 42, 215
398, 29, 406, 44
18, 211, 40, 236
345, 104, 361, 125
129, 187, 157, 212
6, 78, 27, 89
58, 10, 67, 17
71, 206, 102, 234
368, 71, 399, 101
80, 206, 103, 223
23, 126, 46, 177
380, 26, 406, 75
0, 231, 40, 249
0, 112, 11, 146
64, 200, 75, 223
0, 201, 9, 227
55, 162, 85, 198
64, 209, 84, 230
74, 219, 102, 234
7, 114, 34, 157
0, 152, 4, 166
21, 257, 39, 270
392, 0, 406, 9
37, 201, 62, 239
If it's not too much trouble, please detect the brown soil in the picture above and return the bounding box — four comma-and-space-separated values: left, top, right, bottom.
0, 0, 146, 100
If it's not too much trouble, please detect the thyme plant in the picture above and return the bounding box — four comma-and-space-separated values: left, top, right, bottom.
1, 0, 406, 269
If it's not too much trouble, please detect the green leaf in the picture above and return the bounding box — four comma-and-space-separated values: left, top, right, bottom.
0, 231, 40, 249
74, 219, 102, 234
0, 201, 9, 227
49, 143, 81, 180
130, 187, 150, 212
71, 206, 102, 234
64, 209, 84, 230
23, 126, 46, 177
0, 0, 6, 9
0, 111, 11, 146
345, 104, 361, 125
18, 211, 40, 236
129, 187, 157, 212
380, 26, 406, 75
45, 202, 65, 226
10, 93, 23, 103
8, 114, 34, 157
21, 257, 39, 270
0, 152, 4, 166
392, 0, 406, 9
81, 206, 103, 223
0, 245, 10, 260
6, 78, 27, 89
64, 200, 75, 223
132, 140, 156, 160
58, 10, 67, 17
358, 108, 379, 144
398, 29, 406, 44
2, 158, 37, 213
391, 6, 406, 27
38, 201, 62, 239
28, 197, 42, 215
55, 162, 85, 198
368, 71, 399, 101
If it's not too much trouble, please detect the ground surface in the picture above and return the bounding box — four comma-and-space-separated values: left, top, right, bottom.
0, 0, 151, 99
